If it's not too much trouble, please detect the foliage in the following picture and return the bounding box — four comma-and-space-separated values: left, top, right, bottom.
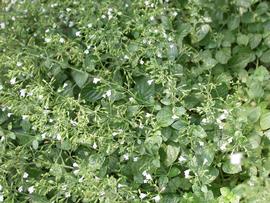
0, 0, 270, 202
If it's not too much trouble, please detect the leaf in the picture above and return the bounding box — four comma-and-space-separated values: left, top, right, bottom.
247, 81, 264, 99
249, 34, 262, 49
195, 24, 210, 42
260, 112, 270, 130
237, 34, 249, 46
71, 70, 89, 88
157, 107, 174, 127
81, 84, 103, 102
247, 107, 261, 123
192, 126, 207, 138
260, 50, 270, 64
229, 48, 254, 69
165, 145, 180, 166
134, 76, 155, 99
215, 48, 231, 64
227, 15, 240, 30
167, 43, 178, 60
222, 161, 242, 174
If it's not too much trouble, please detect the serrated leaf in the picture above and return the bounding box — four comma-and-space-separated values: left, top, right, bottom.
134, 76, 155, 99
260, 50, 270, 63
215, 48, 231, 64
249, 34, 262, 49
165, 145, 180, 166
260, 112, 270, 130
195, 24, 210, 42
71, 70, 88, 88
157, 107, 174, 127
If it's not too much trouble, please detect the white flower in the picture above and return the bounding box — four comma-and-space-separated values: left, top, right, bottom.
65, 192, 71, 198
73, 162, 79, 168
133, 157, 138, 162
139, 193, 147, 199
157, 52, 162, 58
106, 90, 112, 97
144, 1, 150, 6
17, 62, 23, 67
220, 143, 227, 151
147, 79, 154, 85
93, 78, 101, 84
84, 49, 89, 54
66, 8, 71, 12
0, 85, 3, 90
63, 83, 68, 88
75, 31, 81, 37
0, 22, 5, 29
0, 185, 2, 191
70, 120, 77, 126
93, 142, 97, 149
203, 158, 208, 165
44, 38, 51, 43
18, 186, 23, 192
87, 23, 92, 28
79, 176, 84, 183
184, 169, 191, 179
56, 134, 61, 140
0, 194, 3, 202
20, 89, 26, 97
172, 114, 179, 120
124, 55, 129, 60
153, 195, 161, 202
123, 153, 129, 160
172, 11, 178, 17
178, 155, 186, 163
230, 153, 242, 165
169, 44, 175, 49
23, 172, 29, 179
150, 16, 155, 21
10, 77, 16, 85
145, 113, 152, 118
139, 59, 144, 64
28, 186, 35, 194
73, 169, 79, 175
59, 38, 65, 43
129, 97, 135, 102
7, 113, 13, 117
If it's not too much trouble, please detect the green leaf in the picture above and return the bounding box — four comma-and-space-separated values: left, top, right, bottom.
165, 145, 180, 166
260, 50, 270, 63
192, 126, 207, 138
71, 70, 89, 88
249, 34, 262, 49
260, 112, 270, 130
215, 48, 231, 64
237, 34, 249, 46
134, 76, 155, 99
227, 15, 240, 30
222, 161, 242, 174
247, 107, 261, 123
157, 107, 174, 127
81, 84, 103, 102
229, 48, 254, 69
194, 24, 210, 42
247, 81, 264, 99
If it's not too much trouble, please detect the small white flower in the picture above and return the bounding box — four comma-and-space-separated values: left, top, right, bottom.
101, 14, 106, 19
20, 89, 27, 97
10, 77, 16, 85
17, 62, 23, 67
70, 120, 77, 126
18, 186, 23, 192
41, 133, 46, 139
203, 158, 208, 165
133, 157, 138, 162
0, 85, 3, 90
73, 169, 79, 175
157, 52, 162, 58
153, 195, 161, 202
220, 143, 227, 151
73, 162, 79, 168
230, 153, 242, 165
23, 172, 29, 179
124, 55, 129, 60
106, 90, 112, 97
147, 79, 154, 85
75, 31, 81, 37
172, 114, 179, 120
123, 153, 129, 160
0, 185, 2, 191
172, 11, 178, 17
28, 186, 35, 194
93, 78, 101, 84
184, 169, 191, 179
65, 192, 71, 198
140, 59, 144, 64
7, 113, 13, 117
0, 194, 3, 202
0, 22, 5, 29
125, 4, 129, 7
178, 155, 186, 163
84, 49, 89, 54
145, 113, 152, 118
87, 23, 92, 28
56, 134, 61, 141
144, 1, 150, 6
59, 38, 65, 43
150, 16, 155, 21
169, 44, 175, 49
66, 8, 71, 12
139, 193, 147, 199
44, 38, 51, 43
69, 21, 74, 27
129, 97, 135, 102
63, 83, 68, 88
79, 176, 84, 183
93, 142, 97, 149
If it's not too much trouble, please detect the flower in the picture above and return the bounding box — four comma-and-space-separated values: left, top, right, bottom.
153, 195, 161, 202
75, 31, 81, 37
84, 49, 89, 54
230, 153, 242, 165
133, 157, 138, 162
139, 59, 144, 65
10, 77, 16, 85
20, 89, 26, 97
17, 62, 23, 67
184, 169, 191, 179
93, 142, 97, 149
87, 23, 92, 28
172, 114, 179, 120
0, 22, 5, 29
147, 79, 154, 85
123, 153, 129, 160
139, 193, 147, 199
93, 78, 101, 84
23, 172, 29, 179
178, 155, 186, 163
0, 185, 2, 191
28, 186, 35, 194
44, 38, 51, 43
0, 194, 3, 202
59, 38, 65, 43
142, 170, 152, 183
18, 186, 23, 192
73, 162, 79, 168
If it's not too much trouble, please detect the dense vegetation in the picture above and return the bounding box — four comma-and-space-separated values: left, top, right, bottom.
1, 0, 270, 202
